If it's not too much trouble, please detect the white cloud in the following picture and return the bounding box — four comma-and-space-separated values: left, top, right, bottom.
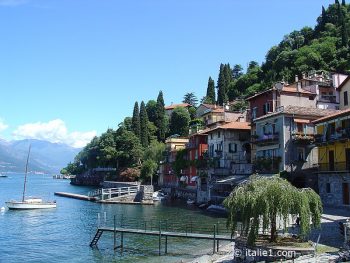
12, 119, 97, 148
0, 0, 28, 6
0, 119, 9, 132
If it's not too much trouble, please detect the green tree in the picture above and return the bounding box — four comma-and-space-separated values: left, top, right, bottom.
206, 77, 216, 104
232, 64, 243, 79
155, 91, 166, 142
146, 100, 157, 124
171, 149, 189, 176
140, 159, 157, 184
131, 101, 141, 138
217, 63, 228, 105
224, 176, 322, 245
183, 92, 198, 107
140, 101, 149, 147
169, 107, 191, 137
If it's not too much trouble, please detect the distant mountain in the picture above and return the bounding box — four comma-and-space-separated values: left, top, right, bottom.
0, 139, 81, 174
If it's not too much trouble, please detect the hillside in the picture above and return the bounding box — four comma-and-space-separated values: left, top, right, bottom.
0, 139, 80, 174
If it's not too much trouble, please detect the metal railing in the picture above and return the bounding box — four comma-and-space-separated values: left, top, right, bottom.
88, 186, 140, 200
252, 133, 279, 145
318, 162, 350, 172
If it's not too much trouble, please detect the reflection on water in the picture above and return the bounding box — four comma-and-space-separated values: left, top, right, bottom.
0, 174, 228, 263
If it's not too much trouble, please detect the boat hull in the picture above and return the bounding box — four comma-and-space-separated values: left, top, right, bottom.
5, 201, 56, 210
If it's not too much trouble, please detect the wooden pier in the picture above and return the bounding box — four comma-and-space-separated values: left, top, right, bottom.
54, 192, 96, 201
90, 215, 234, 255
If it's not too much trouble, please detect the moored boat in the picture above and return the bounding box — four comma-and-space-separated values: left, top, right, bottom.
6, 198, 56, 210
5, 144, 57, 210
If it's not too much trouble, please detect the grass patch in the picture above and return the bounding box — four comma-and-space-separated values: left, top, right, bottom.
315, 244, 339, 254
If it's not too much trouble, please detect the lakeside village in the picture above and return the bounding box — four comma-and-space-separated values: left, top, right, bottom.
61, 71, 350, 262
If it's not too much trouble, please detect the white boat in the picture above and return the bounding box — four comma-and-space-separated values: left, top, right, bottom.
152, 191, 166, 201
0, 173, 7, 178
186, 199, 195, 205
5, 145, 57, 210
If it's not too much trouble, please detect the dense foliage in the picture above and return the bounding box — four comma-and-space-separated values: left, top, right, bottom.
212, 1, 350, 101
223, 176, 322, 245
169, 107, 191, 137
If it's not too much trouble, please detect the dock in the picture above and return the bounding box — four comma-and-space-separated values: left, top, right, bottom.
90, 215, 233, 255
54, 192, 96, 201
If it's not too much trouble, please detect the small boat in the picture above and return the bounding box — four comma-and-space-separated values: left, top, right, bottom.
0, 173, 7, 178
206, 204, 228, 215
6, 145, 57, 210
186, 198, 195, 205
152, 191, 166, 201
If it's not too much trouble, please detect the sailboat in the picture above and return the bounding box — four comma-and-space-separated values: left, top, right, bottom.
5, 145, 57, 210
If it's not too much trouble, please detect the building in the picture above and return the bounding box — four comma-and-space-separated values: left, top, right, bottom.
313, 108, 350, 206
338, 76, 350, 110
196, 103, 247, 129
158, 136, 189, 187
183, 129, 208, 195
252, 106, 336, 189
205, 121, 251, 203
164, 103, 191, 116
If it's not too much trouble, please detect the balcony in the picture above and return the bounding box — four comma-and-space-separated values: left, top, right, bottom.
317, 162, 350, 172
251, 133, 279, 146
319, 94, 337, 103
186, 142, 198, 149
291, 132, 315, 145
253, 156, 281, 174
315, 128, 350, 145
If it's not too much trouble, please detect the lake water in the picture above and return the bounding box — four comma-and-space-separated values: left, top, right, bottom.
0, 174, 229, 263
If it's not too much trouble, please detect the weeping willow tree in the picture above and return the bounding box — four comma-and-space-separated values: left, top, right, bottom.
223, 176, 322, 245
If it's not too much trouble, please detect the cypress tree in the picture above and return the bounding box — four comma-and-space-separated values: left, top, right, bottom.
131, 101, 141, 138
217, 64, 228, 105
342, 0, 346, 6
206, 77, 216, 104
155, 91, 166, 142
140, 101, 149, 147
335, 0, 340, 5
341, 16, 349, 46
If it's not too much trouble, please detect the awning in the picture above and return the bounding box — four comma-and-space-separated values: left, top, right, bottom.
215, 175, 248, 185
294, 118, 310, 124
180, 176, 187, 182
191, 176, 198, 182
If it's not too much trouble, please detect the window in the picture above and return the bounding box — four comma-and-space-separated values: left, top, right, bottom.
218, 131, 221, 138
344, 91, 348, 106
297, 148, 305, 161
297, 123, 303, 133
229, 143, 237, 153
326, 183, 331, 193
263, 103, 270, 115
252, 107, 257, 119
210, 133, 213, 140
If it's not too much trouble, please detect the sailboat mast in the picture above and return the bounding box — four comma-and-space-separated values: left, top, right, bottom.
22, 144, 31, 202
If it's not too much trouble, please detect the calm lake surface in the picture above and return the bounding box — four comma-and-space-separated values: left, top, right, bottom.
0, 174, 228, 263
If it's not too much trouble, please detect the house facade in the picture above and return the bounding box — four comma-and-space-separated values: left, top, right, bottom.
313, 108, 350, 206
204, 122, 251, 203
252, 106, 336, 189
158, 137, 189, 187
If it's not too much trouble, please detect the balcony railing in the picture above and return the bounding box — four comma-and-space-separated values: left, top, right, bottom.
315, 128, 350, 144
317, 162, 350, 172
291, 132, 315, 144
319, 95, 337, 103
251, 133, 279, 146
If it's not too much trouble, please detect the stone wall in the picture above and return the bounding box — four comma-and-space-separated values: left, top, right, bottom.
318, 172, 350, 206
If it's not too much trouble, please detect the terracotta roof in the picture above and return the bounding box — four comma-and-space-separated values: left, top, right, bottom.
190, 128, 211, 137
313, 108, 350, 124
211, 108, 224, 113
254, 106, 337, 122
164, 103, 191, 110
201, 103, 223, 109
209, 121, 250, 132
246, 85, 315, 100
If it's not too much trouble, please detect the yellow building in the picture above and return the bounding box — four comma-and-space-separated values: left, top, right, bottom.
314, 108, 350, 206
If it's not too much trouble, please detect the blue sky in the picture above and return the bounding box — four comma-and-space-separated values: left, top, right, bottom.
0, 0, 335, 147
